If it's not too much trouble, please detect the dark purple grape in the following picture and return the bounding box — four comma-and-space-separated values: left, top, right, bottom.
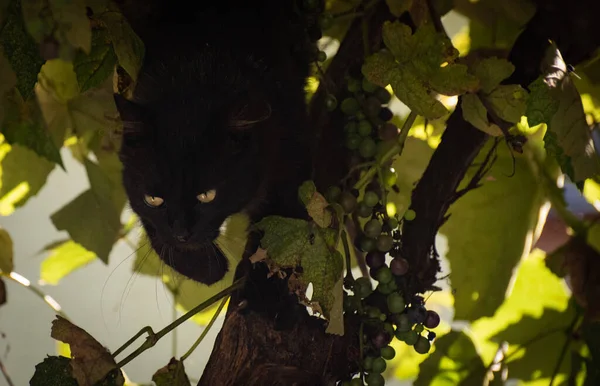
407, 306, 427, 324
376, 234, 393, 252
427, 331, 437, 341
390, 257, 409, 276
378, 123, 398, 141
340, 191, 357, 213
366, 251, 385, 269
364, 96, 382, 117
424, 310, 441, 329
371, 331, 391, 349
378, 107, 393, 121
374, 87, 392, 104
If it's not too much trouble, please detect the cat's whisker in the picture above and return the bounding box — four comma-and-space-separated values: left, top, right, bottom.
118, 243, 153, 326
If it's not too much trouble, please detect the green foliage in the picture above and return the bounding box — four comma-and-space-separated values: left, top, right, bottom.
73, 27, 117, 93
0, 226, 13, 272
30, 356, 78, 386
40, 240, 96, 285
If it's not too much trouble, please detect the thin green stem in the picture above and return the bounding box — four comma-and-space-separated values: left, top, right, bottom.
0, 272, 69, 319
549, 312, 582, 386
172, 289, 178, 358
341, 229, 354, 281
354, 112, 417, 190
115, 279, 244, 368
112, 326, 154, 359
377, 167, 388, 218
180, 296, 228, 362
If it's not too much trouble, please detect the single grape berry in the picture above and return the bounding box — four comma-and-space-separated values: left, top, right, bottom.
378, 107, 393, 122
428, 331, 437, 341
382, 168, 398, 187
359, 138, 377, 158
414, 336, 431, 354
366, 251, 385, 269
347, 77, 362, 93
318, 12, 334, 30
414, 324, 424, 333
383, 323, 395, 336
404, 330, 418, 345
325, 94, 337, 111
341, 97, 361, 115
379, 122, 398, 141
371, 357, 386, 373
387, 292, 406, 314
375, 266, 392, 284
325, 185, 341, 203
339, 191, 357, 213
355, 277, 373, 298
363, 356, 374, 370
380, 346, 396, 360
387, 217, 399, 230
407, 306, 427, 324
345, 134, 361, 150
358, 120, 373, 137
376, 234, 394, 252
390, 257, 409, 276
302, 0, 319, 10
371, 331, 390, 349
344, 121, 358, 133
364, 96, 382, 117
404, 209, 416, 221
317, 50, 327, 62
374, 87, 392, 104
395, 313, 412, 332
367, 307, 382, 319
363, 191, 380, 207
364, 219, 382, 238
365, 373, 384, 386
356, 202, 373, 218
350, 378, 364, 386
424, 310, 441, 329
362, 78, 378, 93
358, 236, 376, 252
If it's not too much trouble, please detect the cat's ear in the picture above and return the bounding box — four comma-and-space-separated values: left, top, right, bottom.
228, 98, 272, 131
114, 93, 144, 124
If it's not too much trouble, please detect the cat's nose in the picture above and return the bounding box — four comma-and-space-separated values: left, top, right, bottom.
173, 220, 190, 242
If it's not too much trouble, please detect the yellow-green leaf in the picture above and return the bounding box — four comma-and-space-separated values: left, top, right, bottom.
0, 227, 13, 273
461, 93, 502, 136
73, 27, 117, 93
583, 178, 600, 211
49, 0, 91, 53
299, 180, 331, 228
473, 57, 515, 94
385, 0, 412, 17
41, 240, 96, 285
387, 66, 448, 119
482, 84, 528, 124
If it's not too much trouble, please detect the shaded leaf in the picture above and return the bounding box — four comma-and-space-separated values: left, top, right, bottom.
473, 57, 515, 94
152, 358, 191, 386
483, 84, 528, 124
0, 141, 55, 215
256, 216, 344, 320
385, 0, 412, 17
325, 276, 344, 335
525, 77, 559, 128
462, 93, 502, 136
0, 226, 13, 272
441, 141, 544, 320
30, 356, 78, 386
299, 180, 331, 228
414, 330, 486, 386
0, 46, 16, 124
50, 189, 120, 263
51, 316, 124, 386
0, 0, 44, 99
41, 240, 96, 285
73, 27, 117, 93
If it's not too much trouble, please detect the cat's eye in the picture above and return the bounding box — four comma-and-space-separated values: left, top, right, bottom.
197, 189, 217, 203
143, 194, 164, 207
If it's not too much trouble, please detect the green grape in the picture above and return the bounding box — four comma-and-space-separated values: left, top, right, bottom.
319, 12, 334, 30
379, 313, 387, 321
359, 138, 377, 158
325, 94, 337, 111
374, 87, 392, 104
380, 346, 396, 360
383, 323, 395, 337
317, 50, 327, 62
325, 186, 341, 203
359, 236, 376, 252
363, 191, 379, 207
356, 111, 366, 120
404, 209, 416, 221
345, 121, 358, 133
375, 266, 392, 284
356, 202, 373, 218
376, 282, 393, 295
371, 357, 386, 373
362, 78, 378, 93
382, 168, 398, 187
341, 97, 360, 115
364, 96, 382, 117
376, 234, 394, 252
363, 356, 374, 370
387, 292, 406, 314
347, 78, 362, 93
367, 307, 381, 319
414, 336, 431, 354
355, 277, 373, 298
340, 191, 357, 213
364, 219, 382, 238
346, 134, 361, 150
358, 120, 373, 137
404, 330, 418, 345
396, 314, 412, 332
365, 373, 384, 386
342, 381, 351, 386
303, 0, 319, 9
350, 378, 364, 386
387, 217, 399, 230
414, 324, 424, 333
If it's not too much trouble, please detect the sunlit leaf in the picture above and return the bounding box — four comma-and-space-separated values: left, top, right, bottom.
38, 59, 80, 103
73, 27, 117, 93
473, 57, 515, 94
0, 140, 55, 215
41, 240, 96, 285
483, 84, 528, 124
0, 0, 44, 99
30, 356, 78, 386
0, 226, 13, 272
462, 93, 502, 136
441, 141, 545, 321
583, 178, 600, 211
152, 358, 191, 386
299, 180, 332, 228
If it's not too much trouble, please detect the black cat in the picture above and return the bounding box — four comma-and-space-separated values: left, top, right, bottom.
114, 0, 313, 285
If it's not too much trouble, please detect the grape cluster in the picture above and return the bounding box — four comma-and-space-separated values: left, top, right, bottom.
296, 0, 332, 64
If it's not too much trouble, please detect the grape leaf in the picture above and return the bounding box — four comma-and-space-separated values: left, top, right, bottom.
256, 216, 343, 320
73, 27, 117, 93
441, 141, 544, 321
40, 240, 96, 285
0, 142, 55, 215
385, 0, 412, 17
362, 21, 478, 119
30, 356, 78, 386
538, 43, 600, 183
0, 227, 13, 272
0, 0, 45, 99
414, 331, 486, 386
298, 180, 331, 228
583, 178, 600, 211
461, 93, 502, 136
482, 84, 528, 124
473, 57, 515, 94
152, 358, 191, 386
98, 6, 144, 81
51, 316, 124, 386
525, 77, 560, 127
582, 322, 600, 385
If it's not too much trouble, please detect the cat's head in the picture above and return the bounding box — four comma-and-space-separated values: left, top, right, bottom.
114, 85, 274, 285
